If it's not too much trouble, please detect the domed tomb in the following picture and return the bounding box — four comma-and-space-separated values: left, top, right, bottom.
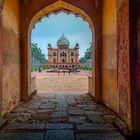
57, 34, 69, 48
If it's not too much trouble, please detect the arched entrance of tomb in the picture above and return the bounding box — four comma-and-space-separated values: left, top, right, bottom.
60, 52, 67, 63
20, 0, 102, 102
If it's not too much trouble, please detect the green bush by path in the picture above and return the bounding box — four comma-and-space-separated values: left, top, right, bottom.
79, 66, 92, 71
32, 68, 38, 72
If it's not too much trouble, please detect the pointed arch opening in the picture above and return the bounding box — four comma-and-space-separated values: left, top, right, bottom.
24, 0, 97, 101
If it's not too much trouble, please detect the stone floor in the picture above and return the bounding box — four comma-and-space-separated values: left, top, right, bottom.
0, 92, 126, 140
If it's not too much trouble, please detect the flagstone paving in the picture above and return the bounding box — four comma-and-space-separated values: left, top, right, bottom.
0, 92, 126, 140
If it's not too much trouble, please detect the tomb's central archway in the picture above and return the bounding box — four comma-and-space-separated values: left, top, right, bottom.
27, 0, 96, 98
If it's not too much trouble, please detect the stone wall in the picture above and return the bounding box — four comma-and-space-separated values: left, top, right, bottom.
134, 10, 140, 133
136, 5, 140, 99
2, 0, 20, 115
0, 1, 3, 115
102, 0, 118, 111
36, 75, 88, 94
102, 0, 132, 128
31, 76, 36, 96
88, 76, 93, 95
117, 0, 131, 127
130, 0, 140, 133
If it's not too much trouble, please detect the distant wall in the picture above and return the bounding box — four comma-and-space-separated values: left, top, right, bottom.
36, 75, 88, 94
2, 0, 20, 115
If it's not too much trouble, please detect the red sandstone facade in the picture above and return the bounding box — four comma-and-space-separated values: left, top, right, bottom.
47, 34, 80, 68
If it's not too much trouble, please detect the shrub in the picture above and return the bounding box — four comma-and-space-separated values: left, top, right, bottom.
79, 66, 92, 71
32, 68, 37, 72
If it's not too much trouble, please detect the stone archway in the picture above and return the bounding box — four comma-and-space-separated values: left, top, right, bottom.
0, 0, 140, 135
20, 0, 102, 101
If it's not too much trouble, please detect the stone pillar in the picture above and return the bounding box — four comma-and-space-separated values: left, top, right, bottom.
74, 50, 76, 63
76, 48, 79, 63
129, 0, 140, 134
57, 49, 58, 63
0, 1, 3, 116
20, 32, 31, 101
48, 48, 51, 63
58, 48, 60, 63
67, 49, 69, 63
117, 0, 131, 128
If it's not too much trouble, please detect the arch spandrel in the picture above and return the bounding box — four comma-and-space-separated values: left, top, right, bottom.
29, 0, 94, 33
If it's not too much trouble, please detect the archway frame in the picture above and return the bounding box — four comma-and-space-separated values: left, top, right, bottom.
21, 0, 101, 102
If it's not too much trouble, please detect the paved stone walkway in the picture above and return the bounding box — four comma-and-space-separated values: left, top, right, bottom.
32, 70, 92, 77
0, 93, 126, 140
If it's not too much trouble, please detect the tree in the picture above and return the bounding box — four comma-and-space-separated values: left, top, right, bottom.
84, 46, 92, 60
79, 57, 86, 63
80, 43, 92, 61
31, 43, 46, 68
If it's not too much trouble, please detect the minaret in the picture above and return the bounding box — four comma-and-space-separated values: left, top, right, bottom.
48, 43, 52, 63
75, 43, 79, 63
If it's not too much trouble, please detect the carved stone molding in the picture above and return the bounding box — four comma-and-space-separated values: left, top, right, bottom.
29, 0, 94, 32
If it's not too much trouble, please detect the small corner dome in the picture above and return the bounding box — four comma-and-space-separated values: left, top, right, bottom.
75, 43, 79, 49
48, 43, 52, 48
57, 34, 69, 46
76, 43, 79, 46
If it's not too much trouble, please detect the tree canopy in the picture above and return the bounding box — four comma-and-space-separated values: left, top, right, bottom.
80, 43, 92, 63
31, 43, 47, 63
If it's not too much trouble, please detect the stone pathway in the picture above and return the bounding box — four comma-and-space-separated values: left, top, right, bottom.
0, 92, 126, 140
32, 70, 92, 77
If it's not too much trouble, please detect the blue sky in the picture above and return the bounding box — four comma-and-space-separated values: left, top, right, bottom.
31, 12, 92, 58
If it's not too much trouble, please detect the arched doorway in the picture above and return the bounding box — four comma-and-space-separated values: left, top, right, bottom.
20, 0, 100, 101
60, 52, 67, 63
